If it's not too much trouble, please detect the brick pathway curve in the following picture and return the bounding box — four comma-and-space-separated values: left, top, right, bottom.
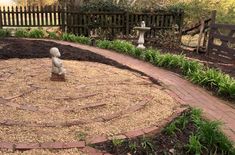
45, 40, 235, 142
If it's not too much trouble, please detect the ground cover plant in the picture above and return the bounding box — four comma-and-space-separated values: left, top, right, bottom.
0, 29, 10, 38
94, 108, 235, 155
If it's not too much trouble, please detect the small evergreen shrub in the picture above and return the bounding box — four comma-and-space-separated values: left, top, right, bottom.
29, 29, 44, 38
15, 29, 29, 38
0, 29, 10, 38
47, 31, 58, 39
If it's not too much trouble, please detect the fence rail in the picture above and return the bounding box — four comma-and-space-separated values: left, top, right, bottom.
207, 11, 235, 63
0, 6, 184, 38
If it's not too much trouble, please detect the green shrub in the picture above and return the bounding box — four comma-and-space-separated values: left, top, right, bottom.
111, 40, 136, 55
15, 29, 29, 38
74, 36, 91, 45
61, 33, 70, 41
47, 31, 58, 39
187, 135, 203, 155
29, 29, 44, 38
61, 33, 91, 44
134, 48, 142, 58
96, 39, 113, 49
196, 120, 235, 154
0, 29, 10, 38
144, 49, 159, 63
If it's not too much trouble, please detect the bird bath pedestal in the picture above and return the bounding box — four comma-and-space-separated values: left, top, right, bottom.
134, 21, 150, 49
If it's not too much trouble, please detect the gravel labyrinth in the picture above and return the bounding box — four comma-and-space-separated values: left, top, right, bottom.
0, 58, 179, 142
0, 39, 180, 154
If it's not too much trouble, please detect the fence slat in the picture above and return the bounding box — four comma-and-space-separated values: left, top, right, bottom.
0, 7, 2, 28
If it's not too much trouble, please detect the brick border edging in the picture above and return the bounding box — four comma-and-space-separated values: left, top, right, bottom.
0, 106, 188, 152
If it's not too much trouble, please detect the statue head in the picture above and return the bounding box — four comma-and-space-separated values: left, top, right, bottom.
141, 21, 145, 27
50, 47, 61, 57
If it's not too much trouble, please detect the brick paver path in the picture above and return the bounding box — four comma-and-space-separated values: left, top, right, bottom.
33, 39, 235, 142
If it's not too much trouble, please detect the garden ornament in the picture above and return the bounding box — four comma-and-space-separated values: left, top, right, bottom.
50, 47, 66, 81
134, 21, 150, 49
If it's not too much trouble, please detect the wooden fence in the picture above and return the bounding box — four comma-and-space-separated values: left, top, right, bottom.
0, 6, 184, 38
0, 6, 64, 28
66, 11, 184, 38
207, 11, 235, 63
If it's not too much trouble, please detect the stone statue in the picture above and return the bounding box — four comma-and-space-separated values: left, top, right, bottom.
141, 21, 145, 27
50, 47, 66, 81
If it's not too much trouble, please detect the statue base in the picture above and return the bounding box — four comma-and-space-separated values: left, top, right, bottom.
50, 73, 66, 82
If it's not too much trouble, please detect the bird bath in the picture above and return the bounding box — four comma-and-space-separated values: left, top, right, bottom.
134, 21, 150, 49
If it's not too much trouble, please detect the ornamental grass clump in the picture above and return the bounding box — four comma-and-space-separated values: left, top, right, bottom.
29, 29, 44, 38
111, 40, 136, 56
47, 31, 58, 39
0, 29, 10, 38
61, 33, 91, 45
74, 36, 91, 45
96, 39, 113, 49
190, 68, 235, 98
15, 29, 29, 38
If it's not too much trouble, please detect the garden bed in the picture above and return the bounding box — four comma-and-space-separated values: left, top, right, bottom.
146, 39, 235, 78
93, 109, 235, 155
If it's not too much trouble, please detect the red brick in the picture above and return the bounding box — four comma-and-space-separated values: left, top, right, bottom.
124, 129, 144, 138
0, 142, 14, 149
142, 126, 160, 135
40, 142, 64, 149
81, 146, 103, 155
63, 141, 85, 148
63, 120, 87, 127
15, 143, 40, 150
102, 112, 122, 121
108, 135, 127, 140
81, 103, 106, 109
86, 135, 108, 144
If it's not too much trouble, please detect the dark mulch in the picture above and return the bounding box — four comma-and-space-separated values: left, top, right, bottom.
0, 38, 126, 68
151, 42, 235, 78
0, 38, 162, 85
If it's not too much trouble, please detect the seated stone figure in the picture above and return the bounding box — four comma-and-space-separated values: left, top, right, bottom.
50, 47, 66, 81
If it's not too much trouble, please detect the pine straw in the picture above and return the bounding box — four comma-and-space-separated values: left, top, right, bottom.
0, 58, 180, 143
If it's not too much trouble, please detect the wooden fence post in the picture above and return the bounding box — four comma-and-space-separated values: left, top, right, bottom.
0, 7, 2, 29
60, 6, 66, 32
206, 10, 216, 55
196, 19, 205, 53
126, 11, 129, 36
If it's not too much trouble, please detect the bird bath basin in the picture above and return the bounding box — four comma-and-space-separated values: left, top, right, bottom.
134, 21, 150, 49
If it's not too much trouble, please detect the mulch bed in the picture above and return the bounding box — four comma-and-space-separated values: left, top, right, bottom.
94, 111, 198, 155
150, 41, 235, 78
